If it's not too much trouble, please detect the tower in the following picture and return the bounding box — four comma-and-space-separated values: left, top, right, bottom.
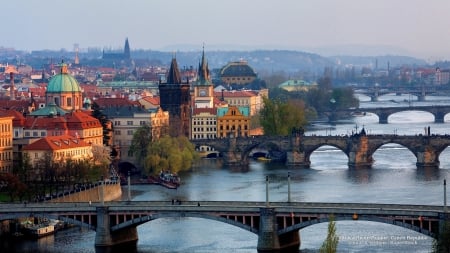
159, 57, 191, 137
124, 38, 130, 60
193, 47, 214, 108
74, 43, 80, 65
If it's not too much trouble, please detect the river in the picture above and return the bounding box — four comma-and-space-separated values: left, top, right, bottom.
2, 94, 450, 252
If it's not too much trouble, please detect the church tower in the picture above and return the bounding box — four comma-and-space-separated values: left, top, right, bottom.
193, 47, 214, 108
124, 38, 131, 60
159, 57, 191, 137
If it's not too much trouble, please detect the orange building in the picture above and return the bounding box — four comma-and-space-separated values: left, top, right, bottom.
216, 106, 250, 138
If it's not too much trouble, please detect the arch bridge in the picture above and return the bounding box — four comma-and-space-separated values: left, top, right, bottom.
0, 201, 447, 252
353, 105, 450, 124
191, 131, 450, 168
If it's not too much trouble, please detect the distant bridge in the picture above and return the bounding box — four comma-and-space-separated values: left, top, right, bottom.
0, 201, 447, 252
354, 85, 443, 102
192, 131, 450, 168
350, 105, 450, 123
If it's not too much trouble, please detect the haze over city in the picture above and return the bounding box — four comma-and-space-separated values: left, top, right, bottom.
4, 0, 450, 61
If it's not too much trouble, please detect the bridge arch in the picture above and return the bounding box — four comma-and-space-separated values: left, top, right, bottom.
370, 142, 417, 166
110, 212, 258, 235
280, 215, 435, 238
307, 144, 349, 169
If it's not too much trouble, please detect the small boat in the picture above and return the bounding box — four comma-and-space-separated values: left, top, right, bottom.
257, 156, 271, 162
22, 223, 55, 238
147, 171, 181, 189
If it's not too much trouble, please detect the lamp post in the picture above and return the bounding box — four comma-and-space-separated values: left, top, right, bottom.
265, 176, 269, 207
288, 172, 291, 203
127, 171, 131, 201
444, 179, 447, 212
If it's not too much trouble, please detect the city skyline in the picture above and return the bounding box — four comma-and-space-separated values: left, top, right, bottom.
3, 0, 450, 61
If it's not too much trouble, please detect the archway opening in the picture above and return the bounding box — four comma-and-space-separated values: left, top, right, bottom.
388, 111, 434, 124
309, 145, 347, 170
372, 143, 416, 169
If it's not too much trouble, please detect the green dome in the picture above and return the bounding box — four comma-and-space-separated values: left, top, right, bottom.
47, 65, 81, 93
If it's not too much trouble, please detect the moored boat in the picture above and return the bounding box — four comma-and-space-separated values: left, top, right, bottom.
22, 223, 55, 238
146, 170, 181, 189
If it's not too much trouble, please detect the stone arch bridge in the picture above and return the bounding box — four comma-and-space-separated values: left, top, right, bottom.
0, 201, 447, 252
349, 105, 450, 124
191, 132, 450, 168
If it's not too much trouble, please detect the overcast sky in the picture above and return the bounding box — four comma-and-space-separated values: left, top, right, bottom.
4, 0, 450, 60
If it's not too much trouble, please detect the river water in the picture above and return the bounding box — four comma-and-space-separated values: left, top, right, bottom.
2, 94, 450, 252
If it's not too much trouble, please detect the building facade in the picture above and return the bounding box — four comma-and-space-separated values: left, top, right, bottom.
216, 106, 250, 138
0, 113, 13, 173
22, 135, 92, 168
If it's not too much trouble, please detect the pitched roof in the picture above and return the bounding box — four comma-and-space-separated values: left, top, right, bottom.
140, 96, 160, 105
23, 135, 90, 151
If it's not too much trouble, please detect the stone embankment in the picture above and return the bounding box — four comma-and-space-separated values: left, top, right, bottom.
48, 181, 122, 203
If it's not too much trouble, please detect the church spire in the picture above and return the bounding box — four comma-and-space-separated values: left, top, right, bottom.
197, 45, 211, 86
124, 37, 130, 59
166, 57, 181, 84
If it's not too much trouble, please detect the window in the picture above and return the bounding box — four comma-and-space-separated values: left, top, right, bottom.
67, 97, 72, 106
33, 132, 38, 137
41, 132, 46, 137
114, 130, 121, 135
127, 130, 134, 135
25, 132, 30, 137
140, 121, 146, 126
127, 121, 133, 125
115, 121, 121, 126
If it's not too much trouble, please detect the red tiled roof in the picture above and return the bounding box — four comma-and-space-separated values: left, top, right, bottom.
23, 134, 90, 151
0, 109, 26, 127
141, 96, 160, 105
93, 97, 139, 108
192, 107, 217, 115
0, 99, 31, 112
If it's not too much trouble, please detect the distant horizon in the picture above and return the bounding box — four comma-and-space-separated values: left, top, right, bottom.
0, 42, 432, 60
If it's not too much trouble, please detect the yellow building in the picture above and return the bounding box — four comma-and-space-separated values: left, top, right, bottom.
217, 106, 250, 138
0, 113, 13, 173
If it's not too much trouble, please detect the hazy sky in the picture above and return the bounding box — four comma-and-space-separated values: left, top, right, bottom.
4, 0, 450, 60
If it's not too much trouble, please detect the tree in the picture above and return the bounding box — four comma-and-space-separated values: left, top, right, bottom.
91, 102, 112, 146
259, 96, 307, 136
432, 220, 450, 253
144, 135, 198, 175
320, 215, 339, 253
129, 124, 153, 168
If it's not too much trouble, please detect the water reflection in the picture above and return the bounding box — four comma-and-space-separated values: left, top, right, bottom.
347, 168, 372, 184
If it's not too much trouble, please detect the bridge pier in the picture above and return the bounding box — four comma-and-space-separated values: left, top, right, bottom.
286, 151, 310, 168
257, 207, 300, 252
415, 146, 440, 169
348, 135, 373, 168
95, 207, 138, 248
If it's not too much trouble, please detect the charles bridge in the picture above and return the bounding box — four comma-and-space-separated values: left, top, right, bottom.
0, 201, 448, 252
191, 129, 450, 168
